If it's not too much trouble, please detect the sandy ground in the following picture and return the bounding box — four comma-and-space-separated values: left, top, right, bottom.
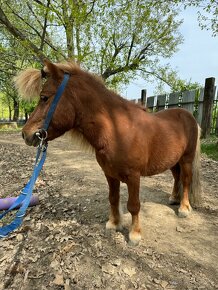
0, 132, 217, 290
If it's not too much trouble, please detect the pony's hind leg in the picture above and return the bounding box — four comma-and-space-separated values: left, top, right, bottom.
126, 173, 141, 246
105, 175, 122, 230
178, 161, 192, 217
169, 163, 181, 205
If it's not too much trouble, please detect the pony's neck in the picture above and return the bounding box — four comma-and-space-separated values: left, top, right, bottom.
73, 87, 118, 151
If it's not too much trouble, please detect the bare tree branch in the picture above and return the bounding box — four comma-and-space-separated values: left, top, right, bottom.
102, 61, 138, 80
138, 67, 175, 89
102, 41, 152, 80
126, 33, 135, 66
40, 0, 51, 50
32, 0, 47, 8
84, 0, 97, 20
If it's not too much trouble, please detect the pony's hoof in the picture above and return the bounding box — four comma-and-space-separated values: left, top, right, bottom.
128, 231, 141, 246
106, 220, 122, 231
168, 196, 180, 205
178, 206, 192, 218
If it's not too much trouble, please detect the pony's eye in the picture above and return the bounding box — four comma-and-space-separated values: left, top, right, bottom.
40, 96, 49, 102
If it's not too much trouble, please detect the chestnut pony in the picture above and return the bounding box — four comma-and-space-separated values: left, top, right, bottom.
14, 60, 201, 245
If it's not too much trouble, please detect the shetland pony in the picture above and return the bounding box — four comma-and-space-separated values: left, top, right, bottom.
14, 60, 201, 245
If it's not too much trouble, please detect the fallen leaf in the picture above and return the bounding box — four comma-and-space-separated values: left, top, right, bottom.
53, 273, 64, 286
123, 267, 136, 277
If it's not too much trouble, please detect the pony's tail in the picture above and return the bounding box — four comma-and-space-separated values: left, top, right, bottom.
190, 125, 202, 206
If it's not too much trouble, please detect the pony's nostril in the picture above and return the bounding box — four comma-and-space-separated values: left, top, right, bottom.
22, 132, 25, 140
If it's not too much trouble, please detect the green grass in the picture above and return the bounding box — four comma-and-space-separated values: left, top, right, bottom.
0, 128, 21, 132
201, 137, 218, 161
0, 125, 22, 133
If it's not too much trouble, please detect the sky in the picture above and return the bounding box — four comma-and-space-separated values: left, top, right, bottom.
123, 7, 218, 100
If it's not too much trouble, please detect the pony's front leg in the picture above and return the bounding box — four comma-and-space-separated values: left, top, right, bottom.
126, 174, 141, 245
105, 175, 122, 231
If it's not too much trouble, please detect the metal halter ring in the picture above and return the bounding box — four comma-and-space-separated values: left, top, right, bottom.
36, 128, 48, 141
36, 129, 48, 150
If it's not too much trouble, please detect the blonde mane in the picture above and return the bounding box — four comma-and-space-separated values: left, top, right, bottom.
65, 129, 94, 154
14, 61, 81, 101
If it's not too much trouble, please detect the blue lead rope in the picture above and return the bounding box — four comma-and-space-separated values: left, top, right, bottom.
0, 147, 47, 238
43, 73, 70, 131
0, 73, 70, 238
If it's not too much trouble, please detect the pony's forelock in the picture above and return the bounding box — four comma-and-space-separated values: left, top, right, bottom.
14, 68, 42, 101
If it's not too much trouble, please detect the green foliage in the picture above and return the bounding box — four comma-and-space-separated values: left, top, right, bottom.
0, 93, 9, 119
20, 99, 37, 115
91, 1, 183, 88
201, 138, 218, 160
0, 0, 183, 89
0, 126, 21, 132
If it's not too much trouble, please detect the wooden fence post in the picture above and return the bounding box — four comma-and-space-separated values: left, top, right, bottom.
140, 89, 147, 107
201, 77, 216, 138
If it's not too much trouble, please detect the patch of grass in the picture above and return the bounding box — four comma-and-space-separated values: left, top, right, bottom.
0, 127, 22, 132
201, 138, 218, 161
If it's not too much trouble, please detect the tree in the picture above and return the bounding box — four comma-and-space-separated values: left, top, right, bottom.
20, 99, 37, 121
0, 27, 38, 120
178, 0, 218, 36
0, 0, 183, 90
0, 42, 19, 120
152, 66, 201, 94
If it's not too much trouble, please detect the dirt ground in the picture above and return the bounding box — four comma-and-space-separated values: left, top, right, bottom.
0, 131, 217, 290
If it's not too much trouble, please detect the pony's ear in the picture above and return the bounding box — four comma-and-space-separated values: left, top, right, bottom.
43, 59, 62, 80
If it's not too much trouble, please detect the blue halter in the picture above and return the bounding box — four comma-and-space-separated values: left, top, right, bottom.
0, 73, 70, 238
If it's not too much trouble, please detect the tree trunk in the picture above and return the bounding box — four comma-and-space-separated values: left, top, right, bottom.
13, 99, 19, 121
8, 105, 12, 121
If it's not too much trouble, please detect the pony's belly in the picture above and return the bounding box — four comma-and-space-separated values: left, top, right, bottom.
143, 155, 181, 176
143, 166, 169, 176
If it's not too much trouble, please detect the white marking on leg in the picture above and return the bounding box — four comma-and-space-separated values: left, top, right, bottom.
106, 201, 123, 231
178, 205, 192, 218
129, 230, 141, 246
